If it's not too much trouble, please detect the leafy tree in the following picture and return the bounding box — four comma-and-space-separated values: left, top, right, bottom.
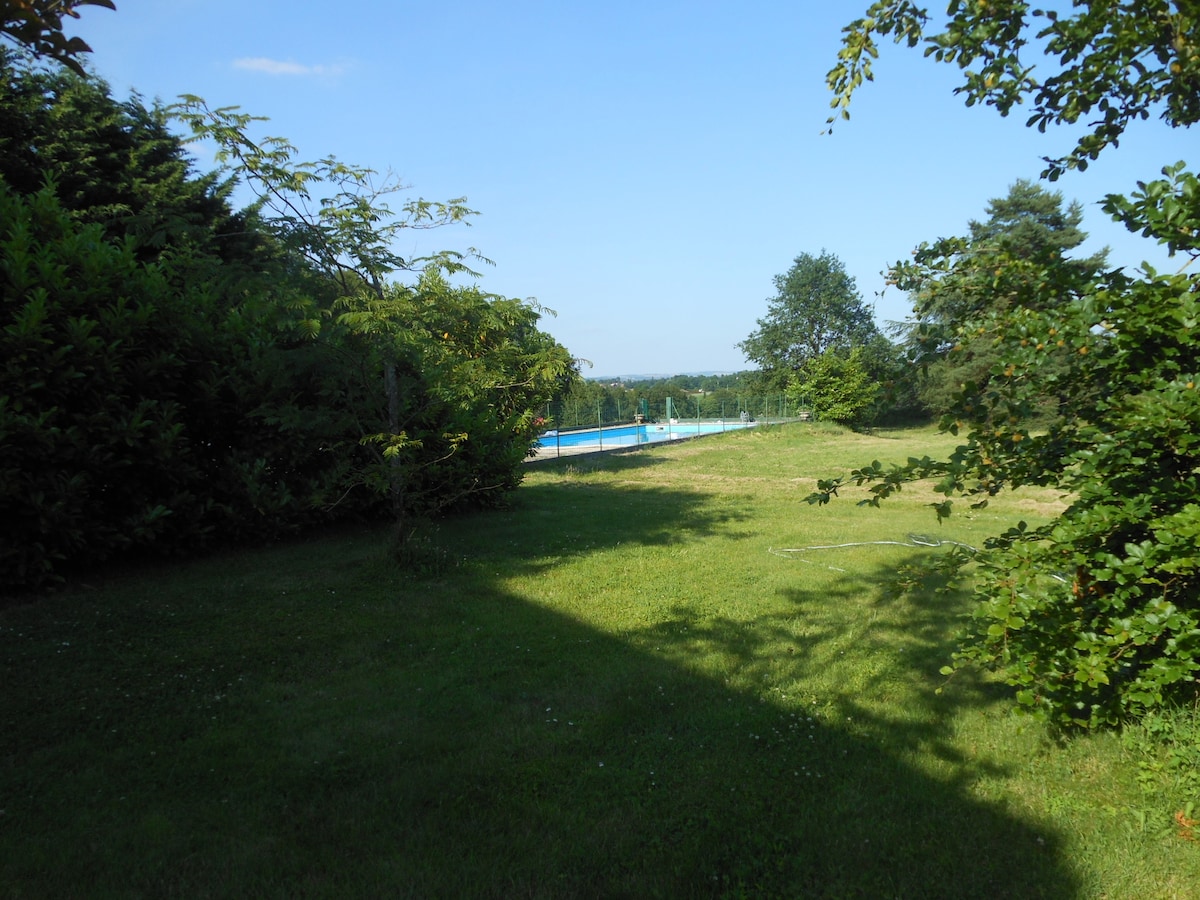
1, 0, 113, 74
739, 250, 882, 392
812, 2, 1200, 726
851, 330, 927, 425
350, 271, 575, 520
171, 98, 574, 537
826, 1, 1200, 181
927, 179, 1104, 322
554, 377, 622, 427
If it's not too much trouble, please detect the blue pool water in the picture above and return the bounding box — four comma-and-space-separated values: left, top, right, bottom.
537, 420, 756, 451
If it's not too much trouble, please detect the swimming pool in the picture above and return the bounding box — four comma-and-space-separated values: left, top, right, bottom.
536, 420, 756, 453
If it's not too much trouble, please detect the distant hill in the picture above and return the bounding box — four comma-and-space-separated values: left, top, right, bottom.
591, 371, 742, 382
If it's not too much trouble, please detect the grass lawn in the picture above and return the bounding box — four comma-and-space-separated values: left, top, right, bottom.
3, 423, 1198, 897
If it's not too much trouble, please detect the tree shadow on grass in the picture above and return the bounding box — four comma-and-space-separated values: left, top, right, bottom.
266, 570, 1076, 897
634, 551, 1025, 781
0, 478, 1081, 898
454, 475, 751, 567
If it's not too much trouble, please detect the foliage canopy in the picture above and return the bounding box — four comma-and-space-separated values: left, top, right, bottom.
739, 250, 895, 424
813, 1, 1200, 726
0, 0, 113, 74
827, 0, 1200, 180
739, 250, 879, 380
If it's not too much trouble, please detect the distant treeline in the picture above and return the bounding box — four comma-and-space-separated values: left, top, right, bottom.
552, 372, 803, 427
550, 369, 927, 429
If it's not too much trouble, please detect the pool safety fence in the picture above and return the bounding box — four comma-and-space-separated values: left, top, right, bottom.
531, 416, 807, 459
542, 393, 811, 433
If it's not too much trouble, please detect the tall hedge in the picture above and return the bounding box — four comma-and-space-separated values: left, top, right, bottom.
2, 185, 207, 584
1, 57, 575, 591
0, 182, 388, 589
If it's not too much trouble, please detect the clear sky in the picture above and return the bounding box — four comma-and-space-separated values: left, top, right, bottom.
73, 0, 1193, 378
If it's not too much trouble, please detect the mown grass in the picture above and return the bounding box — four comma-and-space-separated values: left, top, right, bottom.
2, 423, 1198, 897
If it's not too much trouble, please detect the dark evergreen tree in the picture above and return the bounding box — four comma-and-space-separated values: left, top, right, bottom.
897, 180, 1108, 418
0, 49, 264, 270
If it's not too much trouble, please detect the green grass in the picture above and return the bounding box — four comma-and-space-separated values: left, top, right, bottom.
3, 423, 1198, 897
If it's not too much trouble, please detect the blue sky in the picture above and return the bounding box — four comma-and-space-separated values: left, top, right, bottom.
75, 1, 1193, 377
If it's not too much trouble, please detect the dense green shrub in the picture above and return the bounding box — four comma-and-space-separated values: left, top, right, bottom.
0, 183, 374, 589
1, 184, 212, 584
1, 61, 574, 591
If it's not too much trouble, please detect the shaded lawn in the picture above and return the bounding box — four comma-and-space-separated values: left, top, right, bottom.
0, 425, 1114, 896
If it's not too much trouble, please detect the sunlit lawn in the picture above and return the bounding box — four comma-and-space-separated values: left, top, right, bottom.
2, 423, 1197, 897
